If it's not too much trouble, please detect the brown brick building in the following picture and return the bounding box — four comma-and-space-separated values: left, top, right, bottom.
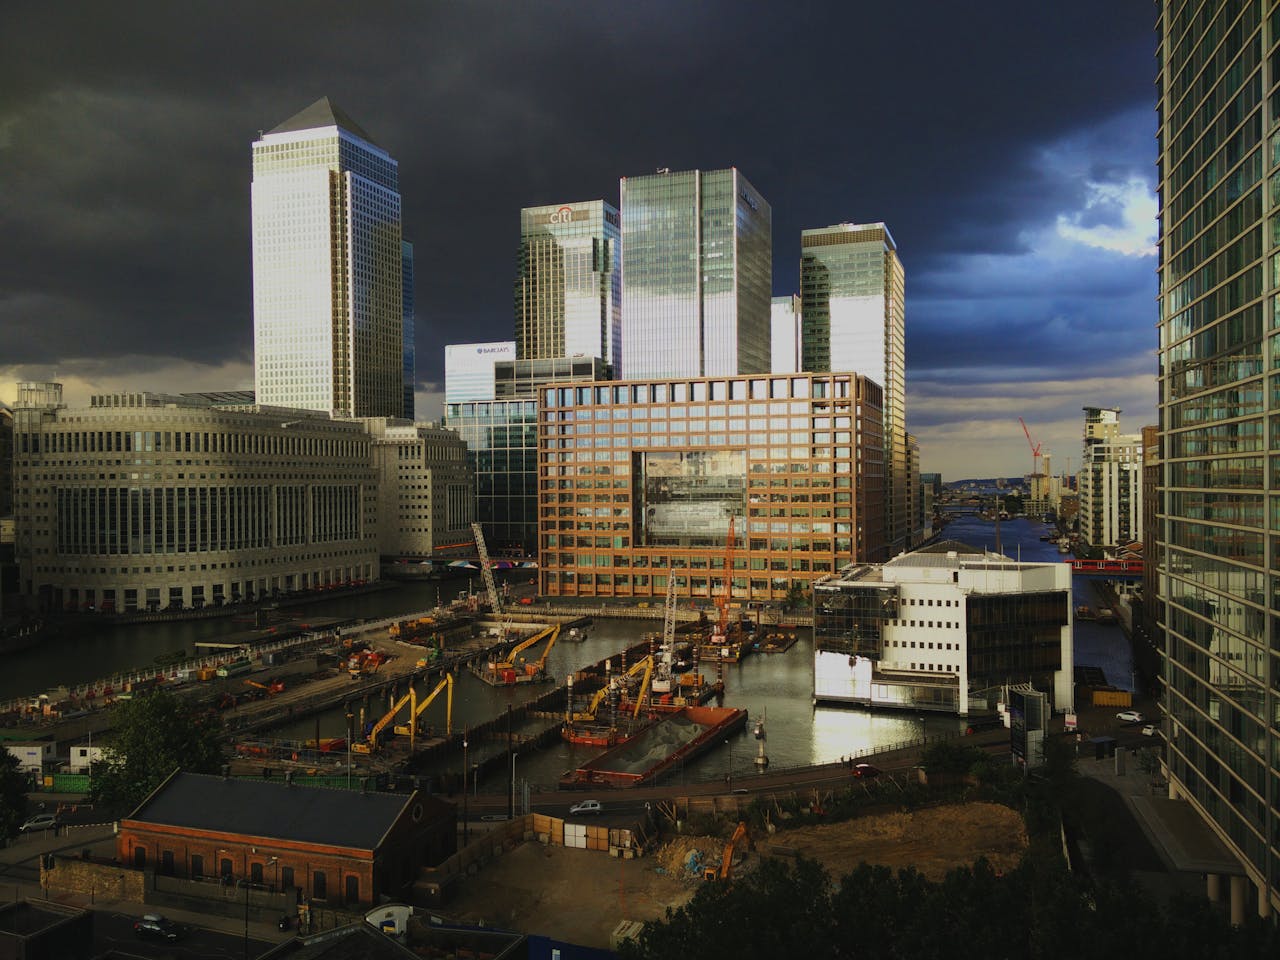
537, 371, 885, 603
117, 772, 454, 909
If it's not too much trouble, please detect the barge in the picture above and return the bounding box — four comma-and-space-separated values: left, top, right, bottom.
559, 705, 748, 789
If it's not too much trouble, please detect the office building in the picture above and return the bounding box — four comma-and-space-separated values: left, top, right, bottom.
619, 168, 771, 380
537, 371, 886, 601
251, 97, 403, 418
770, 295, 801, 374
402, 241, 416, 420
800, 222, 909, 556
1079, 407, 1142, 551
1156, 2, 1277, 919
444, 342, 516, 405
515, 200, 620, 368
366, 418, 474, 561
10, 383, 377, 613
813, 540, 1073, 716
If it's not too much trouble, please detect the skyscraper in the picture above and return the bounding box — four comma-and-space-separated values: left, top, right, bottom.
402, 240, 416, 420
515, 200, 620, 368
1078, 407, 1142, 551
801, 222, 907, 557
619, 168, 771, 379
770, 295, 801, 374
1156, 3, 1277, 919
251, 97, 403, 418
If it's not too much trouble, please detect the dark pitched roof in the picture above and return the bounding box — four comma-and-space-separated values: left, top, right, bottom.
125, 772, 416, 851
267, 97, 378, 147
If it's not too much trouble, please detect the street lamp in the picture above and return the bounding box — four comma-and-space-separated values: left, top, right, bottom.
725, 738, 733, 792
268, 856, 279, 893
462, 730, 469, 845
510, 751, 520, 819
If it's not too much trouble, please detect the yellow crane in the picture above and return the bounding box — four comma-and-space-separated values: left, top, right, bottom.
352, 687, 414, 754
525, 624, 561, 679
393, 672, 454, 749
569, 655, 652, 723
491, 624, 557, 672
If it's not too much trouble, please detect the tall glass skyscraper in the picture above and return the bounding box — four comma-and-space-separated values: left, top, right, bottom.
515, 200, 620, 368
1156, 2, 1277, 920
619, 168, 771, 379
252, 98, 403, 418
402, 240, 415, 420
800, 222, 907, 557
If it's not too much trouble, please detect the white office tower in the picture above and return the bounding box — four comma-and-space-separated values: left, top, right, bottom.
252, 98, 403, 418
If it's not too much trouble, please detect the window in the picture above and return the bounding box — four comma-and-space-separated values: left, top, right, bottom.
220, 858, 233, 880
251, 862, 264, 884
345, 875, 359, 905
191, 854, 204, 879
281, 866, 295, 892
313, 870, 327, 900
160, 850, 174, 876
134, 847, 147, 870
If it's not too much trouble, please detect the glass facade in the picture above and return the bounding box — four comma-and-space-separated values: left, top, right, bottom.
251, 100, 403, 418
537, 372, 885, 602
770, 295, 802, 373
619, 169, 771, 380
515, 200, 620, 367
402, 241, 415, 420
1156, 0, 1279, 916
445, 399, 538, 555
800, 223, 909, 556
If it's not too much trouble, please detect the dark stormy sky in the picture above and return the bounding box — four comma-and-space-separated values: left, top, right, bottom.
0, 1, 1157, 478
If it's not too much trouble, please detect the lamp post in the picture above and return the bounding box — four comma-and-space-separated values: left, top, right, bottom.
240, 878, 249, 960
269, 856, 279, 893
510, 751, 519, 819
725, 738, 733, 792
345, 711, 354, 788
462, 731, 469, 844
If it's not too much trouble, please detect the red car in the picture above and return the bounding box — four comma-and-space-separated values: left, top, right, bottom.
518, 596, 535, 605
853, 763, 881, 779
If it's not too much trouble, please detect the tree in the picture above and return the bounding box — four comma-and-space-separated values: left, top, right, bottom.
782, 582, 808, 612
89, 690, 225, 811
0, 750, 29, 839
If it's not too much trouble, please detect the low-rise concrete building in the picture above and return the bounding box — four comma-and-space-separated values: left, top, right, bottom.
813, 539, 1073, 715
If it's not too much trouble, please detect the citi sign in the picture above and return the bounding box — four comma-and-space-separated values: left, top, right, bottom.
547, 206, 576, 224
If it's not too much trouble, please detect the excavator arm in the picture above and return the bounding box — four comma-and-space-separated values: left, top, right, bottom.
353, 687, 414, 754
396, 672, 454, 747
495, 624, 555, 670
533, 624, 561, 673
631, 657, 655, 718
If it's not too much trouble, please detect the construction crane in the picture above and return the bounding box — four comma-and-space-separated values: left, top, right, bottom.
652, 571, 679, 694
704, 821, 751, 881
527, 624, 561, 679
352, 687, 414, 754
471, 522, 502, 615
394, 672, 453, 749
1018, 417, 1043, 477
712, 516, 736, 638
569, 655, 654, 723
492, 624, 558, 672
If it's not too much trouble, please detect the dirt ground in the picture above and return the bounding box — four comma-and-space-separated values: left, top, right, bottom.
445, 801, 1028, 949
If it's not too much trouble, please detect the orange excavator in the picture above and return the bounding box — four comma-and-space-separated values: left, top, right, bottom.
244, 678, 285, 695
704, 821, 750, 881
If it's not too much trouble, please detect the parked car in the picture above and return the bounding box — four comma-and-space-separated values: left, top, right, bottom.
1140, 724, 1158, 737
134, 914, 185, 941
1116, 710, 1145, 723
518, 596, 534, 605
19, 813, 59, 833
853, 763, 882, 779
569, 799, 603, 816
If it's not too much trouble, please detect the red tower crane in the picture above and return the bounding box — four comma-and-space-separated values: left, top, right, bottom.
1019, 417, 1043, 476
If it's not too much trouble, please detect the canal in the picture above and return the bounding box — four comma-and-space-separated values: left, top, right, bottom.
4, 515, 1136, 788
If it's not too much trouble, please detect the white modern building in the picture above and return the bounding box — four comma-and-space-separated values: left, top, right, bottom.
366, 418, 474, 560
619, 168, 772, 380
1079, 407, 1142, 550
10, 383, 378, 614
444, 342, 516, 405
812, 540, 1073, 716
770, 295, 801, 374
251, 97, 404, 419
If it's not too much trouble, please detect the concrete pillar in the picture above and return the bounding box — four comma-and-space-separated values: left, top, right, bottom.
1207, 873, 1220, 902
1114, 748, 1125, 775
1230, 875, 1247, 926
1258, 883, 1272, 920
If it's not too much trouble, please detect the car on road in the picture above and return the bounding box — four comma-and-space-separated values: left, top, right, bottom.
1141, 724, 1158, 737
569, 799, 603, 816
19, 813, 59, 833
134, 914, 185, 941
853, 763, 881, 779
518, 596, 534, 605
1116, 710, 1145, 723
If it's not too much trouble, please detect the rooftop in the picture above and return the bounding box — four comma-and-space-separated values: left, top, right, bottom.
125, 772, 426, 851
267, 97, 378, 147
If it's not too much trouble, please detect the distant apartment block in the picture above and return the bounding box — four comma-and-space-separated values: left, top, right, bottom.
1079, 407, 1142, 550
